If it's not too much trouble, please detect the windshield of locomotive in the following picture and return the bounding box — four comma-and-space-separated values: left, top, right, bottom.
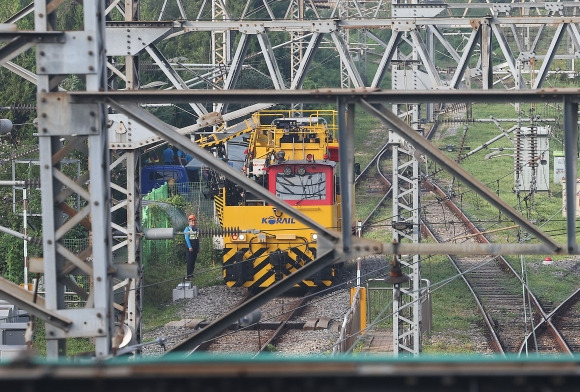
275, 172, 327, 201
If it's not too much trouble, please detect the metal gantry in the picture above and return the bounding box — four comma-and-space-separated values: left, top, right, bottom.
0, 1, 580, 359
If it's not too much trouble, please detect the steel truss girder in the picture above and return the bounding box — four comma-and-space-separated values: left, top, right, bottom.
0, 277, 72, 329
145, 44, 208, 117
256, 32, 286, 90
104, 15, 580, 118
331, 30, 364, 88
109, 150, 142, 345
5, 0, 580, 361
532, 23, 566, 89
290, 32, 324, 89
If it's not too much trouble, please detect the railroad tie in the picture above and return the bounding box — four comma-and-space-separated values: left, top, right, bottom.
303, 319, 318, 330
315, 317, 331, 330
163, 319, 205, 329
303, 317, 331, 331
184, 319, 205, 329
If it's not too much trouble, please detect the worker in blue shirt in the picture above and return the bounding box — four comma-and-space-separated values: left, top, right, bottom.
184, 214, 200, 280
177, 149, 193, 165
163, 145, 175, 164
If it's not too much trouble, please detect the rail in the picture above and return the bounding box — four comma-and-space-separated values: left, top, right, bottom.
422, 179, 572, 354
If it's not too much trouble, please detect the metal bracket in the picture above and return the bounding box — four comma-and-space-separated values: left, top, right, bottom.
37, 32, 98, 75
38, 92, 101, 136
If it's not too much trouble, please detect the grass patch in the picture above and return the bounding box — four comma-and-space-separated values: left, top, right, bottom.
516, 256, 580, 305
142, 236, 223, 332
420, 254, 488, 354
32, 320, 94, 357
422, 255, 481, 332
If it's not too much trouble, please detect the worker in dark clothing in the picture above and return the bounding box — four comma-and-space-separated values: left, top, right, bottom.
184, 214, 200, 280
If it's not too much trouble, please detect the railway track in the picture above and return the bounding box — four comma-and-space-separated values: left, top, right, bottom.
421, 182, 521, 353
198, 294, 313, 355
421, 179, 579, 355
519, 288, 580, 355
150, 104, 580, 357
354, 110, 580, 356
151, 282, 352, 356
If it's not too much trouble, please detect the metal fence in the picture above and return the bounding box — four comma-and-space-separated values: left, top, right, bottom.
32, 238, 91, 308
147, 182, 215, 220
330, 278, 433, 355
333, 286, 364, 355
365, 278, 432, 335
142, 181, 216, 265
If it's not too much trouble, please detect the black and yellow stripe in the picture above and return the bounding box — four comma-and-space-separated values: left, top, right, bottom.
222, 242, 333, 288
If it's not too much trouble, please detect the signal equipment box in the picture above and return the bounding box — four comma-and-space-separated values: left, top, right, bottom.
514, 126, 550, 192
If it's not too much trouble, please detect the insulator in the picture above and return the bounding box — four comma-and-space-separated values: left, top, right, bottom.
514, 127, 523, 175
530, 126, 538, 169
0, 119, 12, 134
223, 226, 241, 236
28, 237, 42, 247
1, 104, 36, 113
238, 309, 261, 327
144, 228, 175, 240
199, 227, 221, 237
11, 147, 40, 162
24, 178, 40, 189
11, 104, 36, 112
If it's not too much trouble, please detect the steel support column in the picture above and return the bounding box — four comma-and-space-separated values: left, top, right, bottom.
36, 0, 115, 358
390, 141, 421, 356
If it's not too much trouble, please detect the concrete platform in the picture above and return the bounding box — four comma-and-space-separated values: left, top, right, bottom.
360, 331, 393, 354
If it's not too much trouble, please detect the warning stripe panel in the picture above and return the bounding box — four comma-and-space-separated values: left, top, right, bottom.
222, 243, 334, 288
